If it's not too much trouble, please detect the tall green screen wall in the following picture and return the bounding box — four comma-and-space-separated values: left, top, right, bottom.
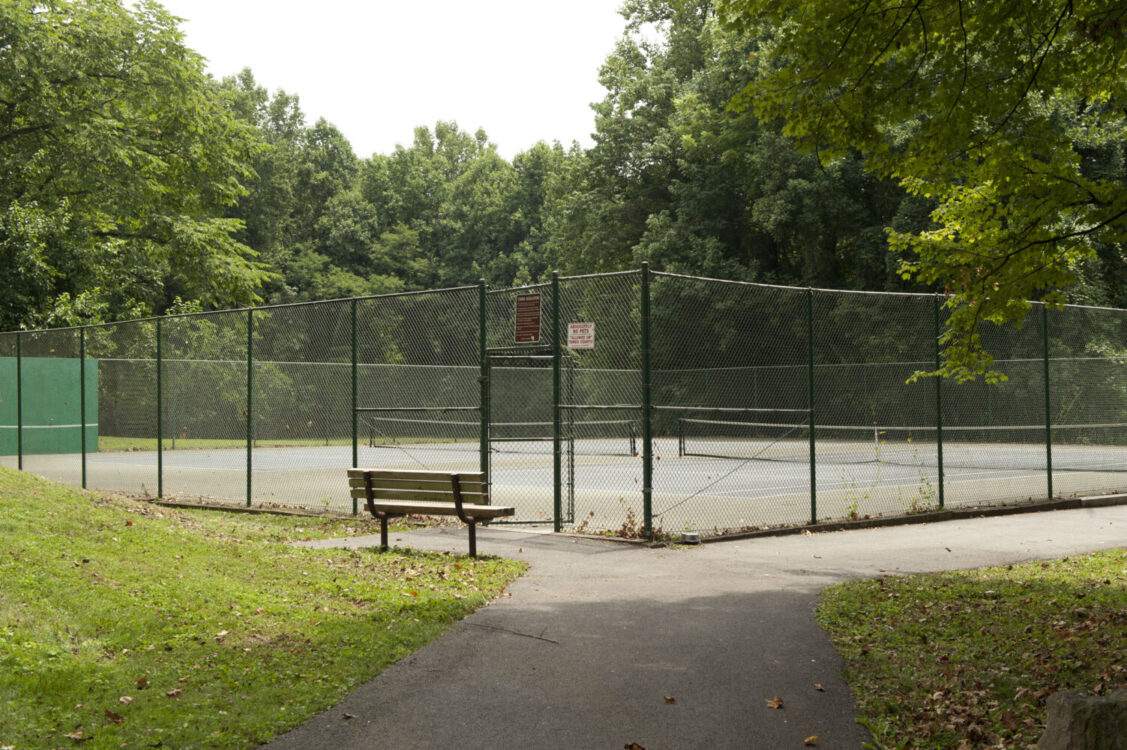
0, 357, 98, 455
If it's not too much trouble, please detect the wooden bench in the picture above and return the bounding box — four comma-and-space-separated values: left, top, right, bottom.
347, 469, 514, 557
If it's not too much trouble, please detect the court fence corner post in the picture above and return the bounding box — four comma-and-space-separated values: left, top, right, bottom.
552, 271, 562, 533
807, 287, 816, 525
80, 328, 86, 489
246, 308, 253, 508
934, 294, 945, 510
641, 262, 653, 540
15, 331, 21, 471
1043, 304, 1053, 500
478, 280, 489, 488
156, 318, 163, 499
351, 297, 359, 515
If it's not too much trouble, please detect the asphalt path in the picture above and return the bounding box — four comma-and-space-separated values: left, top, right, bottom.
264, 505, 1127, 750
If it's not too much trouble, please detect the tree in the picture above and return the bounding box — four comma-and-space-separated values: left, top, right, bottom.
717, 0, 1127, 378
364, 122, 525, 288
0, 0, 270, 330
544, 0, 915, 288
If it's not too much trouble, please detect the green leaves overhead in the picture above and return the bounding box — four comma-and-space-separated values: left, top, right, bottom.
0, 0, 270, 329
548, 0, 915, 288
717, 0, 1127, 378
5, 0, 1127, 380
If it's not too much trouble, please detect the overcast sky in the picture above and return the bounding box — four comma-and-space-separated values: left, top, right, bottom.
157, 0, 628, 159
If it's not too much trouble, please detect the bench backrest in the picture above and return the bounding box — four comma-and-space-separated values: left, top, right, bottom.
347, 469, 489, 505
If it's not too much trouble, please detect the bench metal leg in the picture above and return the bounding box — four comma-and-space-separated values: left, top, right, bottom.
379, 513, 388, 550
468, 521, 476, 558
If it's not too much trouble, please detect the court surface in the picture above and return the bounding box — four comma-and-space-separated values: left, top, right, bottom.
31, 433, 1120, 534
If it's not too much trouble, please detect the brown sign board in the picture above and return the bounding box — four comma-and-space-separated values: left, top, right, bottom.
514, 293, 541, 343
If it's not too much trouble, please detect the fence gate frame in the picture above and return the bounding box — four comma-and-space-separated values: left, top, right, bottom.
482, 344, 575, 529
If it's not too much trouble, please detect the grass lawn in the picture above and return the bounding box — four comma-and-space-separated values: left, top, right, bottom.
818, 548, 1127, 749
0, 467, 526, 749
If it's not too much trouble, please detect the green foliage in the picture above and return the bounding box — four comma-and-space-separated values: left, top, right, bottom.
546, 0, 915, 288
718, 0, 1127, 378
9, 0, 1127, 351
0, 0, 271, 330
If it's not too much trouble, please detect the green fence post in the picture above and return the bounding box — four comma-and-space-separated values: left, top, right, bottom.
807, 288, 816, 524
641, 262, 653, 539
15, 332, 21, 471
934, 295, 945, 510
1043, 304, 1053, 499
80, 328, 86, 489
478, 280, 489, 483
157, 318, 163, 499
247, 308, 253, 508
552, 272, 562, 532
351, 298, 359, 514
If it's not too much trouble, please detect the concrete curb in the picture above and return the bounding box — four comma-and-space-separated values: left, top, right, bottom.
694, 494, 1127, 544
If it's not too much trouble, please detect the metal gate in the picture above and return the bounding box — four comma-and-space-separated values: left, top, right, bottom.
484, 346, 573, 526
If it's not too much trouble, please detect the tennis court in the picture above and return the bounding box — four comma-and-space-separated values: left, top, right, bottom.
3, 421, 1111, 534
4, 268, 1127, 537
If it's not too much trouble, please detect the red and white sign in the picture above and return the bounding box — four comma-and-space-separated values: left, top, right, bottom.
514, 293, 541, 343
567, 322, 595, 349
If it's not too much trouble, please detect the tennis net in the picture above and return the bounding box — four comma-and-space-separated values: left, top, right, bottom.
362, 415, 636, 457
676, 418, 1127, 472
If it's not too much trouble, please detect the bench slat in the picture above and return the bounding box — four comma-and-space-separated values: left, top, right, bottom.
350, 487, 488, 502
366, 500, 514, 519
347, 476, 487, 492
348, 468, 485, 483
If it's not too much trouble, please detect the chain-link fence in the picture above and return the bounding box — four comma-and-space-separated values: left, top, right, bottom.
4, 267, 1125, 537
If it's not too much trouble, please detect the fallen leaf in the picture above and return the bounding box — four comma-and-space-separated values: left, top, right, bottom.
63, 731, 87, 741
766, 697, 784, 709
663, 695, 676, 704
118, 696, 132, 704
624, 744, 646, 750
166, 688, 181, 698
341, 713, 355, 720
178, 676, 189, 683
104, 710, 125, 725
813, 684, 824, 692
215, 630, 228, 639
125, 520, 133, 526
803, 735, 819, 746
135, 677, 149, 689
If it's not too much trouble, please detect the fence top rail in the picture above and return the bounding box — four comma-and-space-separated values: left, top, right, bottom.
559, 404, 640, 410
654, 405, 811, 414
356, 406, 481, 413
7, 267, 1127, 338
2, 284, 483, 336
485, 281, 552, 295
558, 270, 642, 282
